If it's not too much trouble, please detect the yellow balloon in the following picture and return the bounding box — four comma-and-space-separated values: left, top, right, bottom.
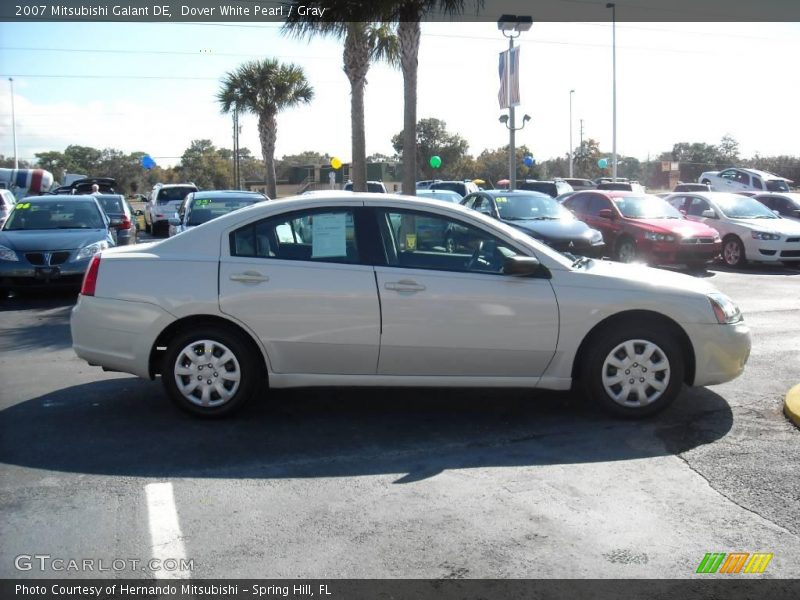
331, 157, 342, 170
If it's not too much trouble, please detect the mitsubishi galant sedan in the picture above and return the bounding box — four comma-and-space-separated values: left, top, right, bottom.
70, 193, 751, 418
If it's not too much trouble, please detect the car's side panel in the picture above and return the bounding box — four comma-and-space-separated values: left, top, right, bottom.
219, 258, 380, 375
375, 266, 559, 377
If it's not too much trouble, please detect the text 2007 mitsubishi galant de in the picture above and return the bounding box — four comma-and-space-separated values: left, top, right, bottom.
70, 193, 751, 418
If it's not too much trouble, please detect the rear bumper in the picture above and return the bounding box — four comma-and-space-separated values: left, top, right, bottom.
71, 295, 176, 378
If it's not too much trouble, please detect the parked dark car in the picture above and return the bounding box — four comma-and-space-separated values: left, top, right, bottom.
518, 179, 573, 198
753, 192, 800, 221
597, 181, 645, 193
562, 190, 722, 267
673, 183, 711, 193
93, 194, 138, 245
0, 195, 114, 294
169, 190, 269, 236
429, 180, 479, 198
564, 178, 596, 190
459, 190, 605, 257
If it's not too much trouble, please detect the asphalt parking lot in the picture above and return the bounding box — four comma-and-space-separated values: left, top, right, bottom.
0, 261, 798, 579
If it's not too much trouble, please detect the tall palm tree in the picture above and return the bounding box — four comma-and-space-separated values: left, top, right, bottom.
217, 59, 314, 199
290, 1, 480, 195
283, 17, 398, 192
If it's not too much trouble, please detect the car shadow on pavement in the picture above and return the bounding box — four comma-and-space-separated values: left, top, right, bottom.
0, 292, 76, 350
0, 378, 734, 482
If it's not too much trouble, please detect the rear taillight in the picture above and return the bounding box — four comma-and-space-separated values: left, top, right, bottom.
81, 255, 101, 296
119, 215, 132, 230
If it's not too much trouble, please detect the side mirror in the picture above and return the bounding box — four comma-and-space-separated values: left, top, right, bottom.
701, 209, 717, 219
679, 208, 687, 215
597, 208, 614, 220
503, 255, 547, 277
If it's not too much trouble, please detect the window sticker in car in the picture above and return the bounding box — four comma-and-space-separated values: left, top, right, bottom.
16, 202, 31, 209
311, 212, 347, 258
405, 234, 417, 250
495, 197, 507, 204
194, 198, 212, 206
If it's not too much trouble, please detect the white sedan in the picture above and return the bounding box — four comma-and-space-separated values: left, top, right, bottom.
71, 193, 750, 418
666, 192, 800, 267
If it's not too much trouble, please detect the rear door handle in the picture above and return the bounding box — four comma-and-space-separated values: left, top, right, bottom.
229, 271, 269, 284
385, 280, 426, 292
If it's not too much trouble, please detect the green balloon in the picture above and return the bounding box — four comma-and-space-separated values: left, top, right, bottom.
429, 155, 442, 169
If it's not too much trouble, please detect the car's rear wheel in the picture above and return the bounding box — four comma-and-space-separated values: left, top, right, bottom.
162, 326, 260, 417
615, 237, 637, 263
722, 235, 746, 268
581, 324, 685, 418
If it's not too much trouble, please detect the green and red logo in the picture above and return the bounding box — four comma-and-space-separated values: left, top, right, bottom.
696, 552, 773, 574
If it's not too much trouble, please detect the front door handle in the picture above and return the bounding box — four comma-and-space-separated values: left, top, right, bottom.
229, 271, 269, 284
385, 280, 426, 292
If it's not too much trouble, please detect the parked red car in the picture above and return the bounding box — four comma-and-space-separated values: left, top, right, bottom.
561, 190, 722, 266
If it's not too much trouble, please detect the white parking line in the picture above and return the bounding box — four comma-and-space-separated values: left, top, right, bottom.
145, 482, 190, 579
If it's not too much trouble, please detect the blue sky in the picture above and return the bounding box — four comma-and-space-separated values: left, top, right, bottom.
2, 20, 799, 168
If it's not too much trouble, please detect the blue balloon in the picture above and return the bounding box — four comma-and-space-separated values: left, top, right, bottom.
141, 154, 156, 170
523, 155, 534, 167
597, 158, 608, 169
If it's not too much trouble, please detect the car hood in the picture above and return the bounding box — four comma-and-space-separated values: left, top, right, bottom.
727, 217, 800, 234
0, 229, 110, 251
505, 218, 597, 240
627, 218, 718, 237
578, 259, 718, 296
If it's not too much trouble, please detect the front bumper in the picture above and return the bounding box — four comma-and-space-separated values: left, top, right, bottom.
746, 236, 800, 262
642, 239, 722, 265
0, 257, 92, 289
688, 320, 751, 387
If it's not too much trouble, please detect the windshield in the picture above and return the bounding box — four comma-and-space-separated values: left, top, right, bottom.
714, 194, 779, 219
186, 198, 258, 225
612, 195, 682, 219
494, 193, 572, 220
765, 179, 790, 192
4, 200, 104, 230
157, 187, 196, 204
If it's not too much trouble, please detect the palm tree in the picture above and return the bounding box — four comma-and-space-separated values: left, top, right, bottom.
217, 59, 313, 199
288, 1, 480, 195
283, 17, 398, 192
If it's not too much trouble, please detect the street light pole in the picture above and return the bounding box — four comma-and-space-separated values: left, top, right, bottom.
569, 89, 574, 178
498, 14, 532, 191
607, 3, 617, 181
9, 78, 18, 170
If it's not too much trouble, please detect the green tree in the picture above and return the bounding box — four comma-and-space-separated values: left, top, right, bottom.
473, 145, 537, 186
391, 117, 469, 180
217, 58, 314, 198
284, 15, 398, 192
179, 139, 234, 190
62, 145, 103, 175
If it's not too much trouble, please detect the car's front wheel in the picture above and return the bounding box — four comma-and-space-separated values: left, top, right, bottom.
722, 235, 746, 268
581, 324, 685, 418
162, 326, 260, 417
615, 237, 637, 263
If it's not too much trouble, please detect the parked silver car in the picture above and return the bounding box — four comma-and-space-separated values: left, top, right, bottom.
71, 193, 750, 419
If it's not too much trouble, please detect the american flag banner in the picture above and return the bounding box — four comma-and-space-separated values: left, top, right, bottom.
498, 46, 520, 109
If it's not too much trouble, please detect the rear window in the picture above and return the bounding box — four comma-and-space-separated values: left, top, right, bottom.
95, 196, 124, 214
157, 187, 196, 204
766, 180, 790, 192
519, 182, 557, 197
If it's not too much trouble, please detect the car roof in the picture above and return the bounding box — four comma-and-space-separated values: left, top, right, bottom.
191, 190, 265, 198
26, 194, 102, 202
480, 189, 552, 198
720, 167, 790, 181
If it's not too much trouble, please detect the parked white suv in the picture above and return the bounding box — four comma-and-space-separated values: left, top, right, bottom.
144, 183, 198, 237
698, 168, 791, 193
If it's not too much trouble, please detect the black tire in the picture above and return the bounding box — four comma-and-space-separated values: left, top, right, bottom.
580, 323, 685, 418
721, 235, 746, 268
162, 325, 261, 417
615, 237, 637, 263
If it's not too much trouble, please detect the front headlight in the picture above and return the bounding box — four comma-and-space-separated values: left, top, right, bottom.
644, 231, 676, 242
75, 241, 109, 261
751, 231, 781, 241
708, 292, 742, 324
0, 244, 19, 261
